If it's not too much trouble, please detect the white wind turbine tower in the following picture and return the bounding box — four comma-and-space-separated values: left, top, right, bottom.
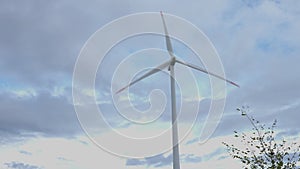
116, 11, 239, 169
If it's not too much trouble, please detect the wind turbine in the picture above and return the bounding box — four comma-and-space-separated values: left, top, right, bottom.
116, 11, 239, 169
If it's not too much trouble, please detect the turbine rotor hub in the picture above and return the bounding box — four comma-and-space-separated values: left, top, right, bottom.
170, 57, 176, 66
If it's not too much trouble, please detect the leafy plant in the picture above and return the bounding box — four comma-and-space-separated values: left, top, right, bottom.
223, 107, 300, 169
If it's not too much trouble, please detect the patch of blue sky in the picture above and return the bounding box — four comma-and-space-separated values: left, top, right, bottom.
185, 137, 198, 145
0, 79, 9, 89
0, 77, 25, 89
256, 37, 295, 56
220, 0, 245, 21
19, 150, 32, 156
256, 38, 273, 52
182, 154, 202, 163
0, 80, 36, 96
277, 21, 290, 31
242, 0, 263, 8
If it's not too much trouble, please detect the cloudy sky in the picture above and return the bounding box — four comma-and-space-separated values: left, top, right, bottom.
1, 0, 300, 168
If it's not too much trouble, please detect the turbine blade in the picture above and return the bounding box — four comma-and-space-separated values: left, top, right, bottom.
176, 60, 240, 88
160, 11, 174, 57
115, 60, 171, 94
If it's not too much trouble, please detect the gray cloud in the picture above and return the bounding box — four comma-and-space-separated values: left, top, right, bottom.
182, 154, 202, 163
126, 158, 146, 166
19, 150, 32, 156
126, 153, 172, 168
0, 90, 81, 140
4, 161, 42, 169
0, 0, 132, 87
126, 152, 206, 167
